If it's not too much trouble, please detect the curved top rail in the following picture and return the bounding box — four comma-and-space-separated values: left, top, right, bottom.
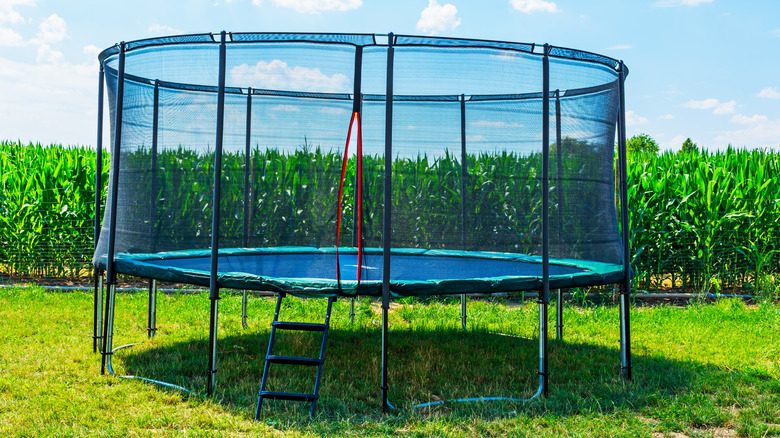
98, 31, 627, 75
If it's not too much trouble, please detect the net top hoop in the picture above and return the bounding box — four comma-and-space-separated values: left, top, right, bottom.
98, 31, 627, 76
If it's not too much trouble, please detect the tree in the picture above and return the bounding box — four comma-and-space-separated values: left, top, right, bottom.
625, 133, 660, 155
680, 138, 698, 153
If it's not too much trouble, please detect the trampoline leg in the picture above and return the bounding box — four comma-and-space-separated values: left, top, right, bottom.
206, 297, 220, 396
242, 290, 248, 328
460, 294, 468, 331
101, 283, 117, 375
93, 271, 104, 353
555, 289, 563, 340
349, 297, 355, 323
538, 297, 549, 397
381, 304, 390, 411
147, 279, 157, 340
619, 283, 632, 380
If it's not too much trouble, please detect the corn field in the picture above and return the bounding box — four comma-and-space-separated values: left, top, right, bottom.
1, 140, 778, 295
0, 141, 108, 279
629, 147, 780, 294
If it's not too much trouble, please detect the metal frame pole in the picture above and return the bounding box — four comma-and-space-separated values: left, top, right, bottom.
147, 80, 160, 339
93, 64, 105, 353
206, 31, 228, 397
539, 44, 551, 397
617, 62, 632, 380
147, 280, 157, 339
242, 87, 252, 329
350, 46, 364, 323
101, 42, 126, 376
459, 94, 468, 331
243, 87, 252, 249
554, 90, 564, 341
381, 33, 395, 411
150, 80, 159, 253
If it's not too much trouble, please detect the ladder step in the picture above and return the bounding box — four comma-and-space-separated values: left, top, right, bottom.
273, 321, 327, 332
260, 391, 318, 402
266, 355, 322, 366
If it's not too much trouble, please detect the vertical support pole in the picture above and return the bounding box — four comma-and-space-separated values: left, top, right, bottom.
381, 33, 395, 412
93, 64, 105, 353
539, 44, 551, 397
206, 31, 228, 397
95, 274, 104, 352
555, 288, 563, 340
150, 80, 159, 253
459, 94, 468, 331
243, 88, 252, 248
101, 42, 126, 376
242, 290, 249, 328
147, 80, 160, 340
242, 88, 252, 329
147, 279, 157, 339
554, 90, 564, 341
351, 46, 364, 320
617, 61, 632, 380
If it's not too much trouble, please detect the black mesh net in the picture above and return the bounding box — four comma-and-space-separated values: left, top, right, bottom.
94, 33, 625, 293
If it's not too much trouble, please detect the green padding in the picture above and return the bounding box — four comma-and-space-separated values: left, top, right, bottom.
98, 247, 626, 298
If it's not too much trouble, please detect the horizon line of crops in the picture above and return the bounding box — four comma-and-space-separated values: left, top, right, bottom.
2, 140, 779, 297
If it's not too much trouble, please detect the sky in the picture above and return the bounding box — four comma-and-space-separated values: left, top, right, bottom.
0, 0, 779, 151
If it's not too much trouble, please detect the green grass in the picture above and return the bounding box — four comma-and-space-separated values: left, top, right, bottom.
1, 287, 779, 437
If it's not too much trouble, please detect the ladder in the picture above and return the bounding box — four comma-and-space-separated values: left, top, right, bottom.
255, 292, 336, 419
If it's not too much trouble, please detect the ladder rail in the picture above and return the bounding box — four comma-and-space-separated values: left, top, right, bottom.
255, 292, 285, 418
310, 296, 336, 417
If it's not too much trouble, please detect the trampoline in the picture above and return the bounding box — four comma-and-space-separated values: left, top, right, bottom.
91, 32, 633, 413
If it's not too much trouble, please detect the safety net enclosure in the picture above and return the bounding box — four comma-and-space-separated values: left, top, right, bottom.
93, 32, 628, 296
92, 32, 632, 408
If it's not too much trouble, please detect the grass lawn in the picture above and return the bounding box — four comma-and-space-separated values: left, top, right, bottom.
0, 286, 778, 437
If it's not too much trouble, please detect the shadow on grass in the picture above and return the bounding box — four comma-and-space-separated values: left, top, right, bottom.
116, 321, 714, 421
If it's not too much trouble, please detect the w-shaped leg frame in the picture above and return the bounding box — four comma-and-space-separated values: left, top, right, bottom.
410, 292, 548, 410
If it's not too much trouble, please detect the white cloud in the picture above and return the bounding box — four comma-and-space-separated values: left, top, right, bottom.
684, 98, 718, 109
757, 87, 780, 99
654, 0, 713, 7
658, 134, 688, 151
83, 44, 100, 60
320, 106, 348, 115
510, 0, 559, 13
683, 98, 737, 115
230, 59, 350, 93
467, 134, 486, 142
0, 55, 96, 146
716, 119, 780, 148
32, 13, 66, 44
730, 114, 768, 125
659, 114, 674, 120
148, 22, 183, 35
0, 0, 35, 25
0, 26, 24, 46
712, 100, 736, 115
417, 0, 461, 35
265, 0, 362, 14
471, 120, 521, 128
36, 43, 63, 63
271, 104, 301, 112
626, 110, 648, 126
774, 29, 780, 37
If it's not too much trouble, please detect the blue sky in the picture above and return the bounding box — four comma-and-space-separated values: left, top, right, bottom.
1, 0, 779, 150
